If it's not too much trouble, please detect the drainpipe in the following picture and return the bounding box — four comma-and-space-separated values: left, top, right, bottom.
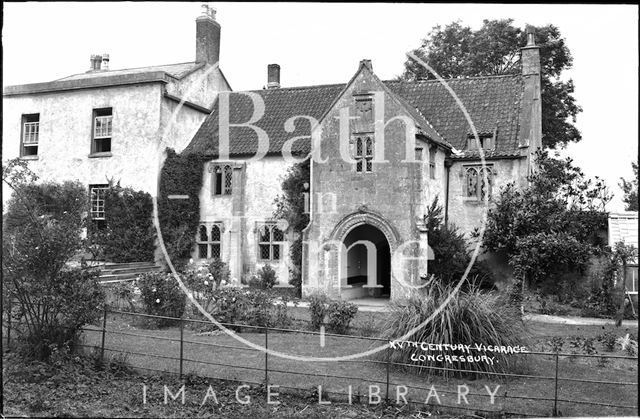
444, 159, 452, 226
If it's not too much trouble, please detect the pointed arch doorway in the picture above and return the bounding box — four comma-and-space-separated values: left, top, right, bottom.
342, 223, 391, 298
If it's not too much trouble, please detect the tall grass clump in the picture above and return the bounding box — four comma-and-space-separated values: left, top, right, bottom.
379, 280, 529, 378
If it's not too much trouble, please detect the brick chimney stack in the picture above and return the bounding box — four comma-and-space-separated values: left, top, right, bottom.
196, 4, 221, 66
267, 64, 281, 89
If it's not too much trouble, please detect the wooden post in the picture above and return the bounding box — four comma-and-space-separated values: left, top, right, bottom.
553, 351, 559, 416
100, 306, 108, 363
264, 324, 269, 386
179, 317, 184, 379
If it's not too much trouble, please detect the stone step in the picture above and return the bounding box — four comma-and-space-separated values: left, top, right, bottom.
102, 261, 158, 269
100, 266, 162, 276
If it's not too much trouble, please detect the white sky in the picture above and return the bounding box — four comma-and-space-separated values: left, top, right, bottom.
3, 2, 638, 211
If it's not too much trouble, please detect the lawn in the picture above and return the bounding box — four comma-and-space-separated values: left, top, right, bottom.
76, 310, 638, 418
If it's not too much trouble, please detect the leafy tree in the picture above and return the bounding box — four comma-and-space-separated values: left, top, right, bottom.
2, 158, 105, 360
273, 158, 310, 296
402, 19, 581, 149
478, 151, 611, 312
423, 197, 493, 288
619, 162, 639, 211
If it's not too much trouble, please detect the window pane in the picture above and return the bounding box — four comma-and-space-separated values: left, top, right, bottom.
365, 137, 373, 157
366, 159, 372, 172
260, 244, 271, 259
356, 137, 363, 157
199, 225, 208, 242
356, 160, 363, 172
210, 244, 221, 259
273, 227, 284, 242
272, 244, 281, 260
211, 224, 221, 241
224, 165, 233, 194
466, 168, 478, 198
198, 244, 208, 259
259, 225, 270, 242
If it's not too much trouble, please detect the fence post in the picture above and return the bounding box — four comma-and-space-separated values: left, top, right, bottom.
100, 306, 108, 363
179, 317, 184, 379
553, 351, 559, 416
6, 299, 11, 347
385, 344, 390, 404
264, 323, 269, 387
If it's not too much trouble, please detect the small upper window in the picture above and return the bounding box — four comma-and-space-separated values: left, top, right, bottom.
351, 136, 373, 173
92, 108, 112, 153
467, 135, 494, 151
21, 114, 40, 157
211, 164, 233, 196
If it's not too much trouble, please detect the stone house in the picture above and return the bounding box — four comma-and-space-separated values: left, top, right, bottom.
182, 29, 542, 300
2, 8, 230, 224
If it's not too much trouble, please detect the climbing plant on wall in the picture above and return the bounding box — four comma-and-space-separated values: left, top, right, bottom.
158, 148, 207, 269
99, 183, 156, 263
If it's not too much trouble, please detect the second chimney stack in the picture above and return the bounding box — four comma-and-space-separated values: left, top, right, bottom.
267, 64, 281, 89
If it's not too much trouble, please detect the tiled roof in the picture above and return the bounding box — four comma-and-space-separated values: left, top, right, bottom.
3, 62, 205, 96
184, 74, 525, 158
386, 75, 523, 157
609, 212, 639, 258
184, 84, 345, 156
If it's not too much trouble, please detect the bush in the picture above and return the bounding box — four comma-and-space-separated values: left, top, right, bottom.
204, 287, 291, 330
182, 259, 230, 313
249, 264, 278, 290
308, 292, 328, 330
378, 281, 528, 377
2, 169, 106, 360
326, 300, 358, 334
137, 272, 186, 327
597, 331, 618, 352
90, 184, 155, 263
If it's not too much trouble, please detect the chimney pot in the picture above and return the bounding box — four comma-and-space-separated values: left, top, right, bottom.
267, 64, 281, 89
196, 5, 221, 65
525, 25, 536, 46
101, 53, 110, 71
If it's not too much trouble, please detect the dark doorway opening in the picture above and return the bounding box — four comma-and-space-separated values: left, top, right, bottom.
343, 223, 391, 297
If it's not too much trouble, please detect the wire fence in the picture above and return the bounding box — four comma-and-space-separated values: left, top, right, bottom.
3, 307, 638, 417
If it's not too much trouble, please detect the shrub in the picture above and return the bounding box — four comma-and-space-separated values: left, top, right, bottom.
2, 169, 106, 360
93, 184, 156, 263
182, 259, 230, 313
309, 292, 328, 330
378, 281, 528, 377
249, 264, 278, 290
326, 300, 358, 334
548, 337, 564, 353
137, 272, 185, 327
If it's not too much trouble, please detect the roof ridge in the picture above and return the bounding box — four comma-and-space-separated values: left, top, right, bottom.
244, 82, 346, 94
383, 73, 521, 84
55, 61, 198, 81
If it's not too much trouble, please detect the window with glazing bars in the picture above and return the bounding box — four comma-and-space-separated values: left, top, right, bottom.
92, 108, 112, 153
197, 223, 222, 259
352, 136, 373, 173
21, 114, 40, 157
89, 184, 109, 220
258, 222, 284, 261
212, 164, 233, 195
465, 166, 493, 200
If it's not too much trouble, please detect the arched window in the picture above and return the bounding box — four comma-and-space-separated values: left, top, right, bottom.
351, 136, 374, 173
465, 166, 493, 200
258, 222, 285, 261
196, 223, 222, 259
